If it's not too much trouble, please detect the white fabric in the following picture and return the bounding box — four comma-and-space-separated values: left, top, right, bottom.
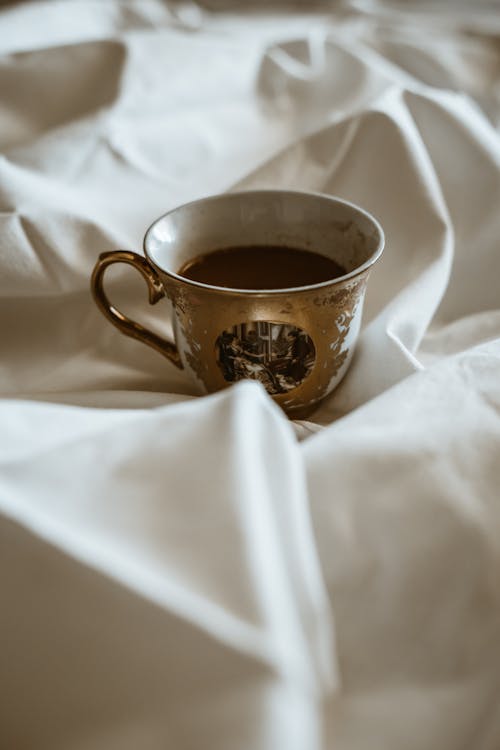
1, 1, 500, 748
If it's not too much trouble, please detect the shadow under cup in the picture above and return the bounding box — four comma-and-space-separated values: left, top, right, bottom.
92, 191, 384, 417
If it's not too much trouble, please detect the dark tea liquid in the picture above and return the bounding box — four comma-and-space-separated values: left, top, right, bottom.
178, 245, 346, 290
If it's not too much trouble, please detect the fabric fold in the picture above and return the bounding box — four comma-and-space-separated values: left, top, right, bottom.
0, 382, 335, 748
2, 2, 500, 748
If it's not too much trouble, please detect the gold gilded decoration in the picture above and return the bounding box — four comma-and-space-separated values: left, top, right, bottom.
90, 250, 182, 368
329, 309, 354, 378
185, 342, 207, 384
325, 280, 367, 378
89, 190, 384, 417
216, 321, 315, 395
313, 276, 367, 308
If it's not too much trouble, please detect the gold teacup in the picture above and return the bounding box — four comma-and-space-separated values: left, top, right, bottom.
91, 190, 384, 417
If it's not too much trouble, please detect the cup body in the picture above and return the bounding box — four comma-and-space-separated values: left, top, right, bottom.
144, 190, 384, 416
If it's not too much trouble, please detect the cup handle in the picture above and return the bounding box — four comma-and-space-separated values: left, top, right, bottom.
91, 250, 183, 369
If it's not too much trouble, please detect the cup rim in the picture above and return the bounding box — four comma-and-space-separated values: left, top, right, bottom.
143, 189, 385, 296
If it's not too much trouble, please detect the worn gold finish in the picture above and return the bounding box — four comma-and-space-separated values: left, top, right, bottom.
90, 191, 384, 417
159, 270, 368, 417
91, 250, 182, 368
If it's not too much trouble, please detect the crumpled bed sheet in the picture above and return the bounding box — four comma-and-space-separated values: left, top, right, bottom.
1, 1, 500, 748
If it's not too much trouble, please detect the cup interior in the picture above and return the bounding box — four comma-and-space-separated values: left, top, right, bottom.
145, 190, 384, 290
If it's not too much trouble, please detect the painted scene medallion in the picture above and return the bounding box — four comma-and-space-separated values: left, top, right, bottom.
216, 321, 315, 395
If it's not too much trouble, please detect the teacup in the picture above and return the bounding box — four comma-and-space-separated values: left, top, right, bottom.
91, 190, 384, 417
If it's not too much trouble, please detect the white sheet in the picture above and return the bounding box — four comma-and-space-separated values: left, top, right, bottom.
1, 1, 500, 748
